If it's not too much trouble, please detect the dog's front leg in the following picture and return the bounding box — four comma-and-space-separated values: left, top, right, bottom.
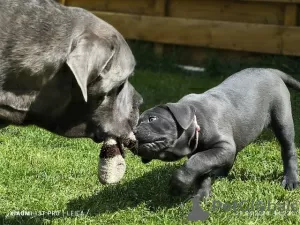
193, 175, 212, 201
169, 142, 235, 196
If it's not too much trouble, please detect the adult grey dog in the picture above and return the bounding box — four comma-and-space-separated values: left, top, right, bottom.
132, 68, 299, 199
0, 0, 142, 143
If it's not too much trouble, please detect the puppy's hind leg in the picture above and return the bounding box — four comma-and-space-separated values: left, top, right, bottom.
271, 93, 299, 190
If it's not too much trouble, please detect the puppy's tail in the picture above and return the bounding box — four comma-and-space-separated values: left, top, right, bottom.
277, 70, 300, 91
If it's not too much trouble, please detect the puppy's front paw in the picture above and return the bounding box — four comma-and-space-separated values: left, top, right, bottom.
282, 174, 299, 190
195, 188, 211, 202
169, 168, 194, 196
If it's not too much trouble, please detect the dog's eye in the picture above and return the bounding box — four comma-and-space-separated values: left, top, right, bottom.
148, 116, 157, 122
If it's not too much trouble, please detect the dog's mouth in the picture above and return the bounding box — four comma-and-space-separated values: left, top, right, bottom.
132, 139, 181, 163
129, 138, 171, 159
138, 140, 168, 151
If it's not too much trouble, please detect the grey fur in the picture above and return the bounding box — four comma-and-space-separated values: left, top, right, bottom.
133, 68, 299, 198
0, 0, 142, 142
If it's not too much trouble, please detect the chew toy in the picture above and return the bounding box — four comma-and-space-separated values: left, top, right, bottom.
98, 137, 126, 184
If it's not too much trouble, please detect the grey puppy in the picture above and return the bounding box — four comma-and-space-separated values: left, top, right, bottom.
0, 0, 142, 143
133, 68, 299, 199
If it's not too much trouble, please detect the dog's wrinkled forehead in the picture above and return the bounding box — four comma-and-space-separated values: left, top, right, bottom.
139, 106, 173, 122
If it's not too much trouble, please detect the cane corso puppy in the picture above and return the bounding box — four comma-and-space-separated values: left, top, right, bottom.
132, 68, 299, 199
0, 0, 142, 144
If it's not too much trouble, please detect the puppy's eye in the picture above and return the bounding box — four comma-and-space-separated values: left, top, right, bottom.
148, 116, 157, 122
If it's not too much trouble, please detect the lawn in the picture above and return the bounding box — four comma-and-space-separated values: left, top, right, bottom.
1, 52, 300, 224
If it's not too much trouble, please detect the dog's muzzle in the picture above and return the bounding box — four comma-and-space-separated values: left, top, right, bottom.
121, 132, 138, 149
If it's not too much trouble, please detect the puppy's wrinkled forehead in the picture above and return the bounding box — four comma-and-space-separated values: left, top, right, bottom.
139, 106, 172, 121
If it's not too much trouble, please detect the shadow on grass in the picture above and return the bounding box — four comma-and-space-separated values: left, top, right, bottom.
66, 159, 287, 217
0, 164, 186, 225
66, 164, 188, 216
253, 128, 275, 144
0, 158, 287, 225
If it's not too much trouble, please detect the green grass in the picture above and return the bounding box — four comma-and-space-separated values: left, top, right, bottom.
2, 53, 300, 224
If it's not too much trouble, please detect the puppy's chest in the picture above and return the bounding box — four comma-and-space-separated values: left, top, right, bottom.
187, 141, 209, 158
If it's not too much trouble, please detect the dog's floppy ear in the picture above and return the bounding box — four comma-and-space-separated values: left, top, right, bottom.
166, 103, 196, 130
66, 32, 115, 102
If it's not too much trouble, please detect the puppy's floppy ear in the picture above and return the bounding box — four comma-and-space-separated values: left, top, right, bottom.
166, 103, 196, 130
66, 32, 115, 102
